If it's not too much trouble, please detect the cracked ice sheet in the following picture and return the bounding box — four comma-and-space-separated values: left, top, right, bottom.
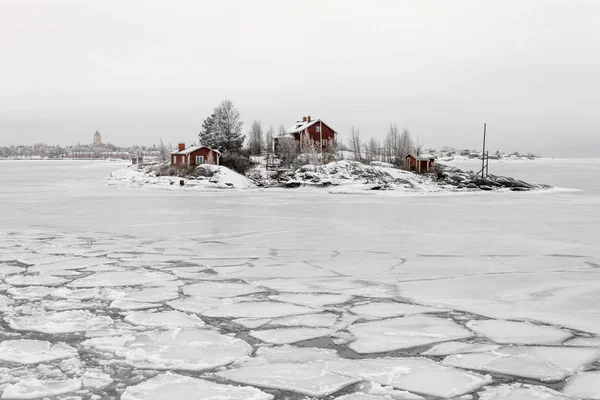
255, 277, 398, 298
250, 327, 335, 344
121, 373, 273, 400
421, 341, 501, 356
466, 319, 572, 345
565, 337, 600, 347
182, 281, 264, 298
0, 340, 78, 365
563, 371, 600, 399
8, 310, 113, 334
479, 383, 573, 400
123, 310, 205, 328
67, 270, 178, 288
269, 293, 353, 308
348, 315, 473, 354
316, 357, 491, 398
396, 269, 600, 335
443, 346, 600, 382
255, 345, 341, 363
217, 262, 338, 279
202, 301, 318, 319
268, 312, 341, 328
349, 302, 445, 319
217, 363, 360, 397
1, 378, 82, 399
4, 275, 68, 287
83, 329, 251, 371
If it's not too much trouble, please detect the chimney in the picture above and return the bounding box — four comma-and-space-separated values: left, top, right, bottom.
307, 115, 311, 122
178, 142, 185, 151
302, 116, 307, 122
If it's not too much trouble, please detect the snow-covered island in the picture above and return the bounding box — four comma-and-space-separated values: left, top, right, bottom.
108, 160, 550, 193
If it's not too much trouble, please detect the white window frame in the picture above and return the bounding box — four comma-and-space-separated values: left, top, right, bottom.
195, 155, 204, 164
315, 125, 321, 133
181, 155, 186, 165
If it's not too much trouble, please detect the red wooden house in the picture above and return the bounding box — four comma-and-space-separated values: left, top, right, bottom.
171, 142, 221, 167
274, 116, 337, 153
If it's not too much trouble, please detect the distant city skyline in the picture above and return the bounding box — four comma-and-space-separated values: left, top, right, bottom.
1, 0, 599, 157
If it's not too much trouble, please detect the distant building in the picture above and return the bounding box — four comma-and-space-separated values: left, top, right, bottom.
93, 130, 102, 146
171, 142, 221, 167
405, 153, 436, 173
274, 116, 336, 154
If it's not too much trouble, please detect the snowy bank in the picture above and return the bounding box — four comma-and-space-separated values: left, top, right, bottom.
107, 164, 255, 190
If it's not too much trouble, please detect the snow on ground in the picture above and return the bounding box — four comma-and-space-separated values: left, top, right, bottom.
1, 160, 600, 398
107, 164, 256, 190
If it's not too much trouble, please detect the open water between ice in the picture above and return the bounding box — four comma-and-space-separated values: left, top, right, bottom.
0, 159, 599, 399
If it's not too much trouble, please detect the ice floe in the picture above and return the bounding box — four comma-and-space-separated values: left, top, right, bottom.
250, 327, 335, 344
81, 370, 113, 389
233, 318, 272, 329
420, 341, 500, 356
479, 383, 572, 400
202, 301, 317, 319
68, 271, 177, 287
1, 378, 82, 399
8, 310, 113, 334
268, 312, 341, 327
269, 293, 352, 308
466, 319, 572, 345
121, 373, 273, 400
123, 310, 205, 328
4, 274, 67, 287
348, 315, 473, 353
255, 345, 341, 363
0, 340, 78, 365
83, 329, 251, 371
217, 363, 359, 397
563, 371, 600, 399
318, 357, 491, 397
349, 302, 444, 320
109, 299, 160, 310
443, 346, 600, 382
182, 281, 264, 298
565, 337, 600, 347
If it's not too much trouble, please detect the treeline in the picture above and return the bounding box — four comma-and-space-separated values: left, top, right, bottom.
347, 125, 420, 167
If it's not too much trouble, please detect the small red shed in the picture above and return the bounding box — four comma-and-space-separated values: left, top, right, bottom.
171, 142, 220, 167
405, 153, 436, 173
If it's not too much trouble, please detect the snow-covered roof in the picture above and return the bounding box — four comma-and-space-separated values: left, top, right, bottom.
285, 120, 320, 134
171, 145, 221, 155
407, 153, 436, 160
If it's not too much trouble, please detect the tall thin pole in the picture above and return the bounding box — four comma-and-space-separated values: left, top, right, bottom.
482, 123, 487, 178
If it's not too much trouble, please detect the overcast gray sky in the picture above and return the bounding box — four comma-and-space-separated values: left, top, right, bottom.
1, 0, 599, 156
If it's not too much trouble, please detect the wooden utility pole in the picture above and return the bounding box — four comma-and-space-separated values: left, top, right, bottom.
481, 123, 487, 178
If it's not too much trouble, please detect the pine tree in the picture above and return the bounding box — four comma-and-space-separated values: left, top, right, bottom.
198, 113, 218, 149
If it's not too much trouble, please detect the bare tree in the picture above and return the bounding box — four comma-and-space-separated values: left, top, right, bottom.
277, 137, 299, 168
364, 137, 380, 163
264, 125, 274, 153
158, 140, 170, 163
348, 126, 362, 162
248, 120, 264, 155
399, 128, 414, 165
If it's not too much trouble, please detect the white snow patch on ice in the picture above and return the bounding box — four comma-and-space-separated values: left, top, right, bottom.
182, 281, 264, 298
1, 378, 82, 399
255, 345, 341, 363
479, 383, 573, 400
421, 341, 501, 356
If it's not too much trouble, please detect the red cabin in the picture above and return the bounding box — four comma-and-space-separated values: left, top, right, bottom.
171, 142, 221, 167
274, 116, 337, 153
